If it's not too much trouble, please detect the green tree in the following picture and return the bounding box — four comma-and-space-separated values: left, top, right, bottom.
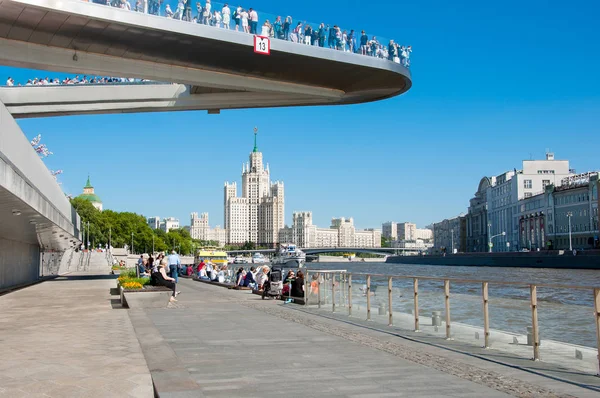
381, 236, 391, 248
241, 241, 256, 250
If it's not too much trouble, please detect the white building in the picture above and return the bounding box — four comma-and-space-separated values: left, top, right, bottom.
160, 217, 180, 233
397, 222, 416, 241
279, 212, 381, 248
224, 133, 284, 247
486, 153, 572, 251
415, 228, 433, 241
190, 212, 209, 240
147, 216, 160, 230
190, 212, 228, 246
382, 222, 397, 240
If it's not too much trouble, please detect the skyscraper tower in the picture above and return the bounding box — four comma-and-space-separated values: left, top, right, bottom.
224, 129, 285, 247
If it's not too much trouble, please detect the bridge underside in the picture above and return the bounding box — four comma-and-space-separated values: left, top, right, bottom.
0, 84, 342, 118
0, 0, 411, 111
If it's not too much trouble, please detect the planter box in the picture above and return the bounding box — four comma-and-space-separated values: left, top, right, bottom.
122, 288, 172, 309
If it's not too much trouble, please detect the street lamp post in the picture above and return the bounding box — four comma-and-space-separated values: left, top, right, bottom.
87, 221, 90, 250
131, 232, 134, 255
152, 235, 155, 255
567, 211, 573, 251
487, 223, 492, 253
451, 229, 454, 254
488, 222, 506, 253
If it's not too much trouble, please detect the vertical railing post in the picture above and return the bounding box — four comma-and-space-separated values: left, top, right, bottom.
340, 274, 345, 307
332, 273, 336, 312
593, 288, 600, 374
413, 278, 419, 332
366, 274, 371, 321
444, 279, 451, 340
530, 284, 540, 360
388, 276, 393, 326
304, 271, 309, 306
317, 273, 322, 309
348, 274, 352, 316
482, 282, 490, 348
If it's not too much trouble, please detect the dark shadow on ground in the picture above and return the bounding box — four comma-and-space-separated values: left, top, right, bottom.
46, 275, 117, 281
110, 298, 125, 309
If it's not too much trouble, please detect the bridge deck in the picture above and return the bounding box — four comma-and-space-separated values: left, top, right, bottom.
0, 0, 411, 110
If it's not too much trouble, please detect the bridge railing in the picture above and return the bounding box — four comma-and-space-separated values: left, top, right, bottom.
304, 269, 600, 376
87, 0, 411, 68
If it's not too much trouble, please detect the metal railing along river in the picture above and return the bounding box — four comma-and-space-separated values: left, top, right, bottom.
303, 269, 600, 375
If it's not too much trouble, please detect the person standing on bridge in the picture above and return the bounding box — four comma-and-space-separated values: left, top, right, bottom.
222, 3, 231, 29
249, 8, 258, 34
167, 250, 181, 283
183, 0, 192, 22
240, 8, 249, 33
202, 0, 211, 25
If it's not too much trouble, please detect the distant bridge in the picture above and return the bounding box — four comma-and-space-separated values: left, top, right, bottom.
226, 247, 421, 256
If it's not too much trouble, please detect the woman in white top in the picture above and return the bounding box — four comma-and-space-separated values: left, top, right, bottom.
214, 11, 222, 28
241, 9, 249, 33
256, 267, 269, 289
261, 20, 271, 37
222, 4, 231, 29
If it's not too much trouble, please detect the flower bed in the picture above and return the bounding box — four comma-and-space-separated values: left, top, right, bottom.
116, 269, 172, 308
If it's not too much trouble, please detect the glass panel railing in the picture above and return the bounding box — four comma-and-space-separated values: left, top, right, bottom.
85, 0, 412, 68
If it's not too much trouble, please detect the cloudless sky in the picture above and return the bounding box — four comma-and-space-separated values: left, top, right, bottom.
3, 0, 600, 229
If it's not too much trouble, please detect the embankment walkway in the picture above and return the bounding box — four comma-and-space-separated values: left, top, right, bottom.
1, 273, 599, 397
132, 278, 599, 397
0, 272, 153, 397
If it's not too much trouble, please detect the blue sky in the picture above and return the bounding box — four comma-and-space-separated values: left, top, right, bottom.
3, 0, 599, 230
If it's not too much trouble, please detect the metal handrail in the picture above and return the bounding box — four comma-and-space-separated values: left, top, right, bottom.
304, 269, 600, 373
306, 269, 599, 291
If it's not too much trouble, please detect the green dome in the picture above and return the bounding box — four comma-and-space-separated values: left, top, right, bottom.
78, 193, 102, 203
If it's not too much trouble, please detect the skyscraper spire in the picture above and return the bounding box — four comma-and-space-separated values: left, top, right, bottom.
253, 126, 258, 153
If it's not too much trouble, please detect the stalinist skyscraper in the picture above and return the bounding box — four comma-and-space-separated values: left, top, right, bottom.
224, 129, 285, 247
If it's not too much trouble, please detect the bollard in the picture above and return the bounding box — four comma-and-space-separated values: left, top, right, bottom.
432, 311, 442, 326
378, 302, 386, 315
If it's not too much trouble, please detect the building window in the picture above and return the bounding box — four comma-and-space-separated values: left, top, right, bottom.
542, 180, 550, 189
524, 192, 532, 198
524, 180, 532, 189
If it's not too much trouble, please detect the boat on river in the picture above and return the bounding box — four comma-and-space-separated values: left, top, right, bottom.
272, 244, 305, 268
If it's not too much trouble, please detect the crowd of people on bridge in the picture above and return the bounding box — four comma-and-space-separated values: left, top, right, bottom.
4, 75, 154, 87
88, 0, 412, 67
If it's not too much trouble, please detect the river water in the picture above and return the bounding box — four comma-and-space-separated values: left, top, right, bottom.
306, 262, 600, 347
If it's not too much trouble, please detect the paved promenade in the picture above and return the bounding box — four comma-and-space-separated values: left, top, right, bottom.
131, 279, 599, 398
1, 274, 598, 397
0, 273, 153, 398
